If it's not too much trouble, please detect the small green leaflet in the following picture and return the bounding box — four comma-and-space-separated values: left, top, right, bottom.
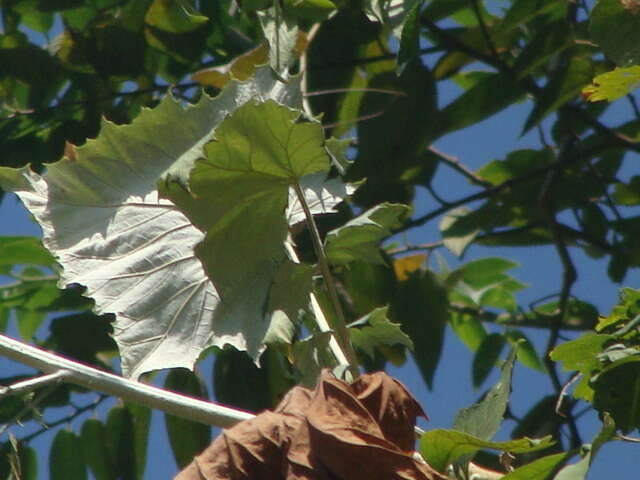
454, 346, 518, 440
583, 66, 640, 102
349, 306, 413, 359
325, 203, 410, 265
420, 429, 554, 474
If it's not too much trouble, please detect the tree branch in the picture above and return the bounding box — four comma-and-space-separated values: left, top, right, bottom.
0, 370, 71, 399
0, 334, 254, 429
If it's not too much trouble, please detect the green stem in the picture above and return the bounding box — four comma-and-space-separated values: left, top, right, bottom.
292, 182, 360, 376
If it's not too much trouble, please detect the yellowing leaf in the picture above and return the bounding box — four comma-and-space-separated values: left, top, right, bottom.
191, 34, 308, 89
393, 254, 426, 281
582, 66, 640, 102
145, 0, 208, 33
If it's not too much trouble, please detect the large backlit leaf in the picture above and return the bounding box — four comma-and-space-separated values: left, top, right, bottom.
164, 99, 337, 361
0, 68, 348, 379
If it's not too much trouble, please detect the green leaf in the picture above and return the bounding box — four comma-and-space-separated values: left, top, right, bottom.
0, 439, 37, 480
265, 262, 313, 345
50, 429, 87, 480
144, 0, 208, 33
241, 0, 272, 12
164, 369, 211, 468
553, 413, 616, 479
420, 428, 554, 474
342, 261, 396, 315
15, 309, 45, 341
292, 331, 335, 387
523, 57, 593, 133
48, 313, 117, 365
124, 402, 151, 478
549, 333, 613, 375
214, 347, 292, 411
325, 203, 410, 266
596, 287, 640, 332
583, 66, 640, 102
284, 0, 336, 21
350, 60, 438, 206
0, 237, 55, 266
396, 0, 425, 75
456, 345, 517, 440
477, 149, 553, 186
461, 257, 518, 288
471, 333, 506, 388
501, 453, 568, 480
590, 0, 640, 66
450, 311, 487, 352
512, 21, 574, 79
592, 357, 640, 433
14, 1, 54, 33
81, 419, 117, 480
349, 306, 413, 360
106, 405, 137, 480
440, 207, 479, 257
613, 176, 640, 205
325, 136, 353, 176
436, 72, 526, 136
506, 330, 545, 372
511, 395, 564, 442
392, 270, 447, 389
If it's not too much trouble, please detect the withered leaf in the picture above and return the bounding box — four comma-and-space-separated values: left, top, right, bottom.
175, 370, 447, 480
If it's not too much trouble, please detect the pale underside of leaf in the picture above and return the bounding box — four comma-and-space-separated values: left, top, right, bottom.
0, 68, 350, 379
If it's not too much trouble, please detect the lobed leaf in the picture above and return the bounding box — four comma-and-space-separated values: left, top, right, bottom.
0, 67, 347, 379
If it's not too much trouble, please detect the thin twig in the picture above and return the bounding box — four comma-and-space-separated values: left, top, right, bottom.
0, 370, 71, 399
291, 183, 360, 375
387, 240, 444, 255
402, 160, 558, 231
304, 87, 407, 98
427, 146, 491, 187
555, 372, 582, 417
627, 94, 640, 121
470, 0, 499, 58
284, 243, 350, 367
308, 46, 440, 70
537, 137, 581, 448
19, 395, 109, 443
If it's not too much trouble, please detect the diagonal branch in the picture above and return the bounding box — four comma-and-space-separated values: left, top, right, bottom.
0, 334, 254, 429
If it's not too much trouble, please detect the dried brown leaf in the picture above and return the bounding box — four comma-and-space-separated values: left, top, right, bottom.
175, 370, 447, 480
